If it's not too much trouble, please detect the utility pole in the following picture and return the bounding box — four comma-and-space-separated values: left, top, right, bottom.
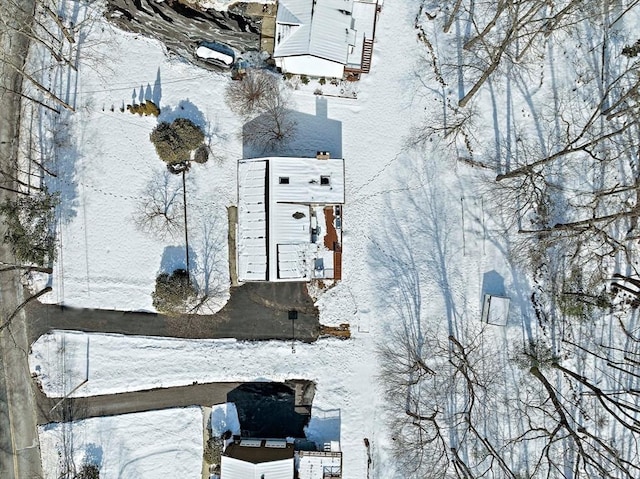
182, 170, 190, 277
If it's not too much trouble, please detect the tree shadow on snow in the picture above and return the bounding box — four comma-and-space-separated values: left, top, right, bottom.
158, 99, 206, 129
159, 245, 198, 277
242, 96, 342, 159
192, 212, 227, 297
40, 109, 80, 225
367, 152, 464, 340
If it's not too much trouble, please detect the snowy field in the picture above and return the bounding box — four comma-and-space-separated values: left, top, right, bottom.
28, 0, 439, 475
25, 0, 640, 477
30, 330, 384, 476
32, 1, 238, 312
38, 407, 204, 479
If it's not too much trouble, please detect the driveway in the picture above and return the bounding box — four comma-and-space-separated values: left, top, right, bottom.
105, 0, 261, 63
35, 380, 315, 427
28, 281, 320, 344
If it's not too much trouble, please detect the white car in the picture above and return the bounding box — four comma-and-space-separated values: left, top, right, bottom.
195, 42, 235, 68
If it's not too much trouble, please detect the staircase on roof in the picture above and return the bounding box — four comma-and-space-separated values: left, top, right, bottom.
360, 38, 374, 73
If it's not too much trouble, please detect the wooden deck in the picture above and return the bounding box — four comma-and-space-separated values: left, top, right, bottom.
324, 206, 343, 280
361, 39, 374, 73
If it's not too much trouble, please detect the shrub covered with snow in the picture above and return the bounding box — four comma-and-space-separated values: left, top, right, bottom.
152, 269, 197, 315
150, 118, 204, 169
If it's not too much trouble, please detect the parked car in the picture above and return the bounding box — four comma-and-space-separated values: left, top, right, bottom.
195, 41, 235, 68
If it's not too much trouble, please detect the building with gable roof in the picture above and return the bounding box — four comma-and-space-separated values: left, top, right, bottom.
237, 153, 344, 282
221, 439, 295, 479
273, 0, 379, 78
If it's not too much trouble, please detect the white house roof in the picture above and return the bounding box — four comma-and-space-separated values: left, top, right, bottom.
269, 157, 344, 204
274, 0, 356, 64
237, 157, 345, 282
221, 440, 294, 479
298, 450, 342, 479
237, 160, 268, 281
221, 456, 294, 479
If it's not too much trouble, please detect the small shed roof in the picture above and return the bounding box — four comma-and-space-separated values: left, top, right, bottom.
482, 294, 510, 326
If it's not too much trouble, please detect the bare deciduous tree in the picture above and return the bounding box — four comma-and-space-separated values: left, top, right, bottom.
227, 69, 298, 150
133, 170, 184, 240
243, 98, 298, 150
225, 69, 281, 117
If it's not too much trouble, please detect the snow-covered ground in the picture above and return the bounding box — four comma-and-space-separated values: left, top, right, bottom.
27, 0, 640, 477
28, 0, 438, 475
30, 330, 383, 475
33, 5, 237, 312
38, 407, 204, 479
210, 402, 241, 437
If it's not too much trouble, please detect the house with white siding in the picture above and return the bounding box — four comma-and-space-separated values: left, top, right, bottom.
273, 0, 379, 78
237, 153, 345, 283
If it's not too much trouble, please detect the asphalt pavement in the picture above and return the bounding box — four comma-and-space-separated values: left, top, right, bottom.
0, 6, 320, 470
36, 382, 242, 424
28, 281, 320, 344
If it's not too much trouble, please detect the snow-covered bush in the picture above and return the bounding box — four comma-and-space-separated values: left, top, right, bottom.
152, 269, 197, 315
0, 191, 58, 267
149, 118, 204, 170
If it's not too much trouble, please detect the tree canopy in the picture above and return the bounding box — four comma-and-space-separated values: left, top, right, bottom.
150, 118, 204, 168
0, 191, 58, 266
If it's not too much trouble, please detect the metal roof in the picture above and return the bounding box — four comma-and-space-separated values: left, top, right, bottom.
221, 456, 294, 479
274, 0, 356, 64
237, 160, 268, 281
237, 157, 345, 282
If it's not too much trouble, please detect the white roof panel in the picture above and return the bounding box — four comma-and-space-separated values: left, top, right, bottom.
238, 160, 267, 281
237, 157, 344, 282
274, 203, 311, 244
277, 243, 311, 280
221, 456, 294, 479
269, 157, 345, 204
277, 2, 305, 24
274, 0, 355, 64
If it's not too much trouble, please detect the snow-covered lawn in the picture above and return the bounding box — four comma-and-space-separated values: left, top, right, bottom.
25, 0, 575, 476
38, 407, 204, 479
34, 6, 238, 312
30, 330, 381, 476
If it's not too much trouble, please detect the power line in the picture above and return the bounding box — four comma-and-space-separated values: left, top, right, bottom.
79, 73, 215, 95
